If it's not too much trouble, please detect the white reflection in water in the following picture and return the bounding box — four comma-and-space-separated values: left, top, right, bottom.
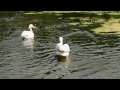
22, 39, 34, 49
56, 55, 70, 68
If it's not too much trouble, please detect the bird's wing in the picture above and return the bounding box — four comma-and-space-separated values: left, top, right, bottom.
21, 31, 34, 37
56, 43, 65, 52
64, 44, 70, 52
21, 31, 28, 37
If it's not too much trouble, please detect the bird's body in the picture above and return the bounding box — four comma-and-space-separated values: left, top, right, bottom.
56, 37, 70, 57
21, 31, 34, 39
21, 24, 37, 40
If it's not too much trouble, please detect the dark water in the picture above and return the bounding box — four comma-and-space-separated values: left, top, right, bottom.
0, 11, 120, 79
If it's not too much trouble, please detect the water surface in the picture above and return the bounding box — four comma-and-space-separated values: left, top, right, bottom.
0, 11, 120, 79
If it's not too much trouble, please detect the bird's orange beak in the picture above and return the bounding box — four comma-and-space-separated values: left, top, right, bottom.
33, 25, 38, 29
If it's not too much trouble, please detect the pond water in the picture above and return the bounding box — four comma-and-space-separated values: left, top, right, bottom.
0, 11, 120, 79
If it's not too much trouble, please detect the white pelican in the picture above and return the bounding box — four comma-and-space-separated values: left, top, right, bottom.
21, 24, 38, 40
56, 37, 70, 57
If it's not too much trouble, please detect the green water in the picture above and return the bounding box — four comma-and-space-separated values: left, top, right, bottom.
0, 11, 120, 79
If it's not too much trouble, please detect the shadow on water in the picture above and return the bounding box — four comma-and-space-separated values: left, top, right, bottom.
1, 11, 120, 79
55, 55, 70, 62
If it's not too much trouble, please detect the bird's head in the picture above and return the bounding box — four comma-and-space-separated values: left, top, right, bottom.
29, 24, 38, 29
59, 37, 63, 43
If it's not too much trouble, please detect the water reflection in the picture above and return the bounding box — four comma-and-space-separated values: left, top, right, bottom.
55, 55, 70, 68
22, 39, 34, 49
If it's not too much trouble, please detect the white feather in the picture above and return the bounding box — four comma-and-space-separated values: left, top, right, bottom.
21, 31, 34, 39
56, 37, 70, 56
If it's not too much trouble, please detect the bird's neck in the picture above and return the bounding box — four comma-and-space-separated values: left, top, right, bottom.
29, 28, 33, 32
60, 41, 63, 45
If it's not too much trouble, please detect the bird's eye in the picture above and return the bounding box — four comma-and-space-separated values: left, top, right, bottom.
34, 24, 37, 26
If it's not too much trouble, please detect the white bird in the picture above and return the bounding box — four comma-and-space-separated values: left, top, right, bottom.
56, 37, 70, 57
21, 24, 38, 40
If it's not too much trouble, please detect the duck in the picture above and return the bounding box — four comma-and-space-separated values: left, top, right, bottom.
21, 24, 38, 40
56, 37, 70, 57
